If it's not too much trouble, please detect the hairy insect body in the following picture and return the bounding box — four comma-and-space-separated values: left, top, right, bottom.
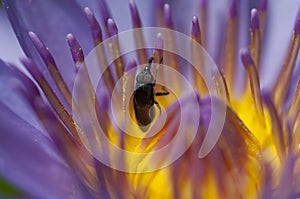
133, 57, 168, 128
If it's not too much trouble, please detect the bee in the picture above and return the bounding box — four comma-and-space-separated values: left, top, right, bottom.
133, 57, 169, 128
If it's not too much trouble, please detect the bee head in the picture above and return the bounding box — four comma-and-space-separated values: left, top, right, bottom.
136, 70, 154, 84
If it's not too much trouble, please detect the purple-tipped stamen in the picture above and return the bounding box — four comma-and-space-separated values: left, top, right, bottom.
200, 0, 207, 9
155, 33, 163, 59
28, 31, 56, 66
241, 48, 264, 118
240, 48, 255, 67
155, 0, 164, 9
251, 9, 260, 31
294, 7, 300, 34
129, 0, 142, 28
259, 0, 268, 12
84, 7, 103, 45
98, 0, 111, 27
66, 33, 84, 72
229, 0, 238, 18
191, 16, 202, 43
164, 4, 173, 29
107, 18, 118, 37
29, 31, 73, 107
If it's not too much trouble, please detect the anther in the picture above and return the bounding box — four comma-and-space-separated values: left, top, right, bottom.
66, 33, 84, 72
250, 8, 261, 69
28, 31, 72, 107
129, 0, 142, 28
84, 7, 102, 46
164, 4, 174, 29
191, 16, 202, 44
107, 18, 124, 80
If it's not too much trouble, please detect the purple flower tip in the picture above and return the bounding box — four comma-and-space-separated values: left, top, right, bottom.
66, 33, 84, 64
66, 33, 74, 42
125, 59, 137, 72
164, 4, 173, 28
200, 0, 207, 9
155, 33, 163, 57
192, 16, 201, 38
155, 0, 164, 8
129, 0, 142, 27
107, 18, 118, 36
240, 48, 254, 67
28, 31, 56, 66
84, 7, 102, 43
28, 31, 43, 51
259, 0, 267, 12
84, 7, 92, 16
229, 0, 238, 18
251, 9, 260, 31
294, 7, 300, 34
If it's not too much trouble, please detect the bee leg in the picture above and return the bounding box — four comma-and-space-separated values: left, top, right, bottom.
154, 101, 162, 115
148, 57, 154, 63
155, 91, 169, 96
155, 86, 169, 96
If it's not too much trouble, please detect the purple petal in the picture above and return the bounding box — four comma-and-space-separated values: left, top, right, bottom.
0, 103, 88, 199
0, 8, 24, 64
3, 0, 93, 87
0, 60, 42, 131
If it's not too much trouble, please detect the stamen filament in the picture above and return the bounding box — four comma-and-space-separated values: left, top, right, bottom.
262, 93, 286, 162
287, 79, 300, 125
273, 22, 300, 111
84, 7, 103, 46
191, 16, 207, 94
107, 18, 125, 80
21, 58, 83, 143
164, 4, 179, 71
155, 0, 164, 27
258, 0, 267, 35
250, 9, 261, 69
84, 7, 114, 92
153, 33, 163, 64
222, 0, 238, 94
199, 0, 207, 47
241, 49, 264, 123
212, 68, 230, 103
292, 112, 300, 150
129, 0, 148, 64
28, 31, 72, 107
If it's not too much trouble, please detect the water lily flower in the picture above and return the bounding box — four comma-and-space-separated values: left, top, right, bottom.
1, 0, 300, 199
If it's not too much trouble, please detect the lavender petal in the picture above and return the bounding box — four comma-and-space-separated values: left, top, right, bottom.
3, 0, 93, 88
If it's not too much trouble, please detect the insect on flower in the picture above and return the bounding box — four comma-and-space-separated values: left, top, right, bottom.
133, 56, 169, 128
